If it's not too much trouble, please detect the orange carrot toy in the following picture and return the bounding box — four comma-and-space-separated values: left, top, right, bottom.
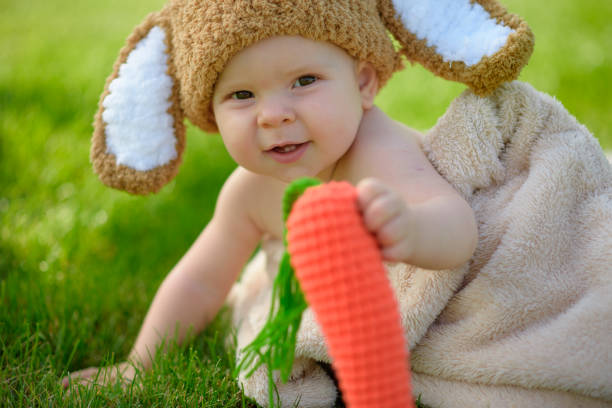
239, 179, 414, 408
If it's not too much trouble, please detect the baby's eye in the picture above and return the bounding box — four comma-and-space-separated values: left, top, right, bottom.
293, 75, 317, 88
232, 90, 254, 100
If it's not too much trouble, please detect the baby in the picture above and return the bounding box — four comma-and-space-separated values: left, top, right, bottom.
65, 29, 478, 384
64, 0, 556, 405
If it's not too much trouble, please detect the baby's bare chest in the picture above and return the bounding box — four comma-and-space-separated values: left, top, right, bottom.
251, 185, 286, 240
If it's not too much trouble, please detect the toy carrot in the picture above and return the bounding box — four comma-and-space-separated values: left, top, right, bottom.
239, 179, 413, 408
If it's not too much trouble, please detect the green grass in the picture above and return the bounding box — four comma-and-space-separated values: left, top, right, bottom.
1, 0, 610, 406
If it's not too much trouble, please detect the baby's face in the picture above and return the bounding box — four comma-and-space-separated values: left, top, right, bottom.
212, 36, 372, 183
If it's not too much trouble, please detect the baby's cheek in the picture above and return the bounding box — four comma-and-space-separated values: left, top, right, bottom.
218, 132, 251, 164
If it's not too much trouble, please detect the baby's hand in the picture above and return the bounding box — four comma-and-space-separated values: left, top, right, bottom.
61, 362, 136, 392
356, 178, 415, 262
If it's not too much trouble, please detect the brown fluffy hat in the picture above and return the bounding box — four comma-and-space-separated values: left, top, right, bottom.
91, 0, 534, 195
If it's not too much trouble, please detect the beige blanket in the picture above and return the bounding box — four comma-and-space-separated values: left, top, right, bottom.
228, 81, 612, 408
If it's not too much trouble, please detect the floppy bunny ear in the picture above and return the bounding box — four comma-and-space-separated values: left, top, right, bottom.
91, 13, 185, 195
378, 0, 534, 95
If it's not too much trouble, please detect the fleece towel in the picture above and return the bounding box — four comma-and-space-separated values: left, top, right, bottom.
227, 81, 612, 408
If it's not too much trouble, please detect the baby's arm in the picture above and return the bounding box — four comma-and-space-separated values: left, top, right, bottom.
63, 169, 262, 387
357, 177, 477, 269
347, 107, 477, 270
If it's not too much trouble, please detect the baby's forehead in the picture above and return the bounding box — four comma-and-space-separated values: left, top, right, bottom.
215, 36, 357, 84
224, 36, 355, 67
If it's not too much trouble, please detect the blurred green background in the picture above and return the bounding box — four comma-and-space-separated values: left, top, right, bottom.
1, 0, 611, 405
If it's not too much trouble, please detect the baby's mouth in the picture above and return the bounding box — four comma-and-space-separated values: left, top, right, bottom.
268, 142, 307, 153
265, 142, 310, 164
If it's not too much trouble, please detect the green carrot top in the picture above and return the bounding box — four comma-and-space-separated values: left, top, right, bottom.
235, 177, 321, 407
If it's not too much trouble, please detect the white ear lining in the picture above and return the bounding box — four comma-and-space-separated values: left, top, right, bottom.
392, 0, 514, 66
102, 26, 177, 172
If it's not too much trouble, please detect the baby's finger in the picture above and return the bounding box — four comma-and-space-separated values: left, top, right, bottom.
361, 192, 403, 233
61, 366, 99, 389
376, 213, 410, 247
381, 237, 415, 262
356, 178, 388, 210
378, 222, 415, 262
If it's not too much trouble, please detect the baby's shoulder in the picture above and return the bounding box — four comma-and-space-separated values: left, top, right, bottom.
221, 167, 284, 204
336, 107, 426, 181
219, 167, 286, 238
355, 107, 422, 153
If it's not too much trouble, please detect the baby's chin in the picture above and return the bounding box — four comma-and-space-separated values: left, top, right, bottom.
266, 169, 325, 185
242, 160, 335, 184
272, 173, 314, 185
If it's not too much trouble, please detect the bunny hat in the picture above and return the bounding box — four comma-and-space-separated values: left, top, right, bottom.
91, 0, 534, 194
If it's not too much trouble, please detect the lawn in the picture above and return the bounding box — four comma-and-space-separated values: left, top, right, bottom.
1, 0, 610, 406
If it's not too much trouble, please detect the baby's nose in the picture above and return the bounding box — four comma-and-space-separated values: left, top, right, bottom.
257, 97, 296, 128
